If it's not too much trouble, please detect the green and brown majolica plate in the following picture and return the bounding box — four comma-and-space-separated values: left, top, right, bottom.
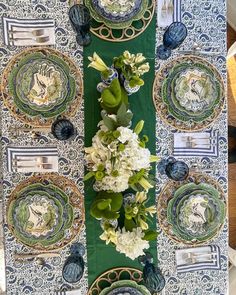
100, 280, 151, 295
7, 174, 84, 250
84, 0, 149, 29
1, 48, 83, 127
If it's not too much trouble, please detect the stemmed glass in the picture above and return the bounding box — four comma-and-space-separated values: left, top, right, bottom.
69, 4, 92, 46
157, 22, 188, 60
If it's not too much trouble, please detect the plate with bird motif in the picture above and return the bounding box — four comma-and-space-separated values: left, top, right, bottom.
85, 0, 148, 29
1, 48, 83, 127
6, 174, 84, 250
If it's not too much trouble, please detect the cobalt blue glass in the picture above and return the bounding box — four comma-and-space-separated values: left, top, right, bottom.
138, 252, 165, 293
62, 243, 85, 284
51, 118, 76, 141
157, 22, 188, 60
69, 4, 91, 46
158, 157, 189, 181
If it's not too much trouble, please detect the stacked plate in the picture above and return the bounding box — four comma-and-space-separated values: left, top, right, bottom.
161, 61, 224, 123
7, 182, 74, 249
84, 0, 149, 29
8, 52, 76, 119
167, 183, 226, 243
100, 280, 151, 295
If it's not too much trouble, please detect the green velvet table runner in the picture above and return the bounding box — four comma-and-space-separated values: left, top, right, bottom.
84, 15, 157, 285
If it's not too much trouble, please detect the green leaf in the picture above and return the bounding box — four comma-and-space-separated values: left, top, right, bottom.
102, 210, 120, 220
84, 171, 95, 181
124, 218, 136, 231
143, 230, 158, 241
116, 103, 133, 127
97, 199, 111, 210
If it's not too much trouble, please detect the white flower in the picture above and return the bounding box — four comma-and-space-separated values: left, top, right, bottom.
100, 227, 118, 245
117, 126, 138, 143
115, 227, 149, 260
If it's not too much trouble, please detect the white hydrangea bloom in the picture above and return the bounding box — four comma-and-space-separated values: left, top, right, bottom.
115, 227, 149, 260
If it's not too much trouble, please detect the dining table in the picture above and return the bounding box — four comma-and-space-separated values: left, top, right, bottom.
0, 0, 228, 294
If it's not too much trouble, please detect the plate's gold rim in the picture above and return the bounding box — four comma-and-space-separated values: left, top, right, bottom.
157, 173, 227, 245
87, 267, 143, 295
152, 55, 225, 132
0, 47, 83, 127
6, 173, 85, 251
89, 0, 155, 42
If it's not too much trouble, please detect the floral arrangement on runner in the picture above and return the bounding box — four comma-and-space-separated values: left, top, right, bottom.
85, 51, 157, 260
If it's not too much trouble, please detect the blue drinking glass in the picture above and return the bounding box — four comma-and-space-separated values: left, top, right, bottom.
158, 157, 189, 181
157, 22, 187, 60
69, 4, 92, 46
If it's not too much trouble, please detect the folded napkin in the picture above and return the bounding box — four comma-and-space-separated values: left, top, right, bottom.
176, 245, 221, 273
157, 0, 182, 28
2, 16, 55, 46
173, 130, 219, 158
6, 146, 58, 173
55, 290, 81, 295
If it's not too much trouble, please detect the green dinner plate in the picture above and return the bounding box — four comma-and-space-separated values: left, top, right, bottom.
162, 62, 223, 122
84, 0, 149, 29
100, 280, 151, 295
7, 183, 74, 248
8, 52, 76, 118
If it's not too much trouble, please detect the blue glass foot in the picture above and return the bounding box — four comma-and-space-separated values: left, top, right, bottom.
76, 32, 91, 46
156, 45, 171, 60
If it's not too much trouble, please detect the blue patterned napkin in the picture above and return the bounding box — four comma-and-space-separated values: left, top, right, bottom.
157, 0, 182, 28
173, 130, 219, 158
2, 16, 55, 46
175, 245, 221, 273
6, 146, 58, 172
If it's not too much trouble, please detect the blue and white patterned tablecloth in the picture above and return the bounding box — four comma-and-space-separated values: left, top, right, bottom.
0, 0, 228, 294
155, 1, 228, 294
0, 1, 88, 294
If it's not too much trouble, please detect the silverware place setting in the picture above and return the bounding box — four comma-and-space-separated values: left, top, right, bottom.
182, 251, 217, 264
12, 156, 53, 171
9, 28, 49, 44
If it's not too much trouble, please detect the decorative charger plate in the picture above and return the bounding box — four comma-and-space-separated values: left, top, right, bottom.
157, 173, 226, 245
100, 280, 151, 295
88, 267, 148, 295
7, 173, 84, 250
83, 0, 155, 42
153, 56, 225, 131
85, 0, 148, 29
1, 47, 83, 127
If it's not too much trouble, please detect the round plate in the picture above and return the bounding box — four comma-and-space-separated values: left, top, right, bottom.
1, 47, 83, 127
153, 56, 225, 131
91, 0, 142, 22
100, 280, 151, 295
85, 0, 148, 29
157, 173, 226, 245
88, 268, 145, 295
87, 0, 155, 42
6, 174, 84, 251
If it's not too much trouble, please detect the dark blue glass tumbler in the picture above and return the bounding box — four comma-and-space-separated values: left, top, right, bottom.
69, 4, 91, 46
157, 22, 187, 60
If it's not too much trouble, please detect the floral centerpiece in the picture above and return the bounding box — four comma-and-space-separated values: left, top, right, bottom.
85, 51, 157, 260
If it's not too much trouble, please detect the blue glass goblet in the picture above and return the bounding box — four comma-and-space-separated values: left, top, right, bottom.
158, 157, 189, 181
138, 252, 166, 293
62, 243, 85, 284
157, 22, 187, 60
69, 4, 91, 46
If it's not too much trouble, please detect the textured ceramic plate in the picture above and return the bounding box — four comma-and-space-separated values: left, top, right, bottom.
100, 280, 151, 295
85, 0, 148, 29
6, 174, 84, 250
1, 48, 83, 127
152, 56, 225, 131
8, 52, 76, 117
91, 0, 142, 22
167, 183, 226, 242
162, 62, 222, 122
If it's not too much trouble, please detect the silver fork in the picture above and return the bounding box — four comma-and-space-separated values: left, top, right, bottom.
9, 28, 45, 37
11, 36, 49, 43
